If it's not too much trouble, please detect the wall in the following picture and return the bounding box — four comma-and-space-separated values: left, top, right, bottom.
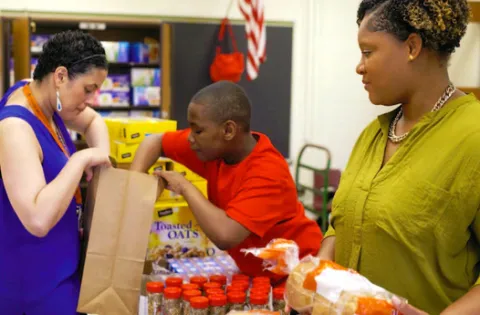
1, 0, 479, 170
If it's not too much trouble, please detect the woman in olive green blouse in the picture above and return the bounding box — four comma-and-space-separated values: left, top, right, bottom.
316, 1, 480, 314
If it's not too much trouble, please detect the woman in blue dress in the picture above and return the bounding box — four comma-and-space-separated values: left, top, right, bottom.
0, 30, 111, 314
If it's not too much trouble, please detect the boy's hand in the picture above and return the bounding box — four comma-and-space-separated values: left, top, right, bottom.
154, 170, 189, 195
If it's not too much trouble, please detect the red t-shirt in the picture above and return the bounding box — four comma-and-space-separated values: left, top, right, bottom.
162, 129, 323, 283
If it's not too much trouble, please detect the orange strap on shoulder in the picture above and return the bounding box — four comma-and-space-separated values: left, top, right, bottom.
23, 84, 83, 205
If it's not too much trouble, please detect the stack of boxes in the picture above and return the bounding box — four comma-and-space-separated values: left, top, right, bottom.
131, 68, 161, 107
96, 40, 161, 108
27, 35, 162, 117
101, 40, 159, 64
104, 117, 222, 271
105, 117, 176, 165
98, 74, 131, 107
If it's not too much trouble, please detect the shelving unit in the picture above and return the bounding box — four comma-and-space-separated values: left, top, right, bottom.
1, 15, 172, 119
0, 14, 173, 201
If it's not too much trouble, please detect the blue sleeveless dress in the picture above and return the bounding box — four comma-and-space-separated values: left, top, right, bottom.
0, 81, 81, 314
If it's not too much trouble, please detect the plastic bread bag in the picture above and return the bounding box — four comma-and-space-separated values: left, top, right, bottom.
242, 238, 320, 312
242, 239, 407, 314
312, 290, 401, 315
305, 260, 407, 314
241, 238, 300, 276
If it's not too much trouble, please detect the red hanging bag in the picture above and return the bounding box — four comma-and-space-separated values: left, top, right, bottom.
210, 18, 245, 82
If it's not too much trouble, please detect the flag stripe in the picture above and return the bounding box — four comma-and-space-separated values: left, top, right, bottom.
239, 0, 266, 80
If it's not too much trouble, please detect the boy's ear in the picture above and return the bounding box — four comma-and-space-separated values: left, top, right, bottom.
223, 120, 237, 141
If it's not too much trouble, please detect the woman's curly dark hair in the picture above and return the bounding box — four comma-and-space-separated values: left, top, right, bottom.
357, 0, 471, 56
33, 30, 107, 81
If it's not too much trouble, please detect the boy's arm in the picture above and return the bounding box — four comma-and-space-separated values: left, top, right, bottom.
130, 134, 163, 173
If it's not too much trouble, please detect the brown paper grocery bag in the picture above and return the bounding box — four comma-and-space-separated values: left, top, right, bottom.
77, 167, 159, 315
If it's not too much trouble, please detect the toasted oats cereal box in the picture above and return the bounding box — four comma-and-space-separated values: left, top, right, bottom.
147, 200, 207, 265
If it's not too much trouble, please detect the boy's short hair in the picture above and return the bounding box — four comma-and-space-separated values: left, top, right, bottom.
191, 81, 252, 132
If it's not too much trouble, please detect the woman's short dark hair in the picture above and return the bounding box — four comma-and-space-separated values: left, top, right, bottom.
33, 30, 107, 81
357, 0, 471, 56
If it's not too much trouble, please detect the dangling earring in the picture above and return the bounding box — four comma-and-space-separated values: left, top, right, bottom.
56, 90, 62, 112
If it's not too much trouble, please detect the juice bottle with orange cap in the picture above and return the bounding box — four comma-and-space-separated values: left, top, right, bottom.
227, 291, 247, 312
203, 281, 222, 293
146, 281, 164, 315
210, 274, 227, 290
190, 275, 208, 292
163, 287, 182, 315
165, 276, 183, 288
231, 281, 249, 292
182, 283, 200, 291
209, 294, 228, 315
226, 285, 245, 295
252, 276, 271, 286
249, 293, 269, 311
250, 287, 270, 297
232, 274, 250, 283
182, 289, 202, 315
231, 280, 251, 303
272, 287, 286, 315
252, 282, 271, 291
206, 288, 225, 297
190, 296, 210, 315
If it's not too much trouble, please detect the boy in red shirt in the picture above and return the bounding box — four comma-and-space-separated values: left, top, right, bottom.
131, 81, 322, 284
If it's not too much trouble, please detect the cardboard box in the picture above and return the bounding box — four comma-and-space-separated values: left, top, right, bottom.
77, 167, 159, 315
97, 91, 130, 106
102, 41, 130, 63
30, 34, 50, 53
104, 117, 177, 145
131, 68, 160, 87
133, 86, 161, 106
173, 162, 205, 181
146, 201, 207, 266
129, 43, 150, 63
101, 74, 131, 92
110, 141, 139, 164
111, 158, 208, 201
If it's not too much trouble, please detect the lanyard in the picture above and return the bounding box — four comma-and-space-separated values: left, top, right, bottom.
23, 84, 83, 206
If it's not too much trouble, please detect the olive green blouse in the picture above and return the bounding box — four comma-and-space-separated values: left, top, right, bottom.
325, 94, 480, 314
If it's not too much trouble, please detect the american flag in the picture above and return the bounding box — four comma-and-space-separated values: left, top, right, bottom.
238, 0, 266, 81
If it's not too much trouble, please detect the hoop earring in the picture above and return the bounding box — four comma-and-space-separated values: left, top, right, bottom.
56, 90, 63, 112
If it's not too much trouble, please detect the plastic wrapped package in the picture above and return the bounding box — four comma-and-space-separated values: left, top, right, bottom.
311, 291, 400, 315
305, 261, 405, 315
284, 256, 320, 312
243, 239, 407, 314
241, 239, 299, 276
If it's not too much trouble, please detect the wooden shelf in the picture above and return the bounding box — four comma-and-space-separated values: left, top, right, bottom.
92, 106, 159, 111
108, 62, 159, 68
29, 53, 160, 69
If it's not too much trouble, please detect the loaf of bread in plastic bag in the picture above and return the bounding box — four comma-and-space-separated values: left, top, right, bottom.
242, 238, 406, 315
312, 291, 400, 315
284, 256, 320, 312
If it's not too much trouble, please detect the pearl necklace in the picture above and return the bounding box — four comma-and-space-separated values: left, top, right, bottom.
388, 83, 456, 143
